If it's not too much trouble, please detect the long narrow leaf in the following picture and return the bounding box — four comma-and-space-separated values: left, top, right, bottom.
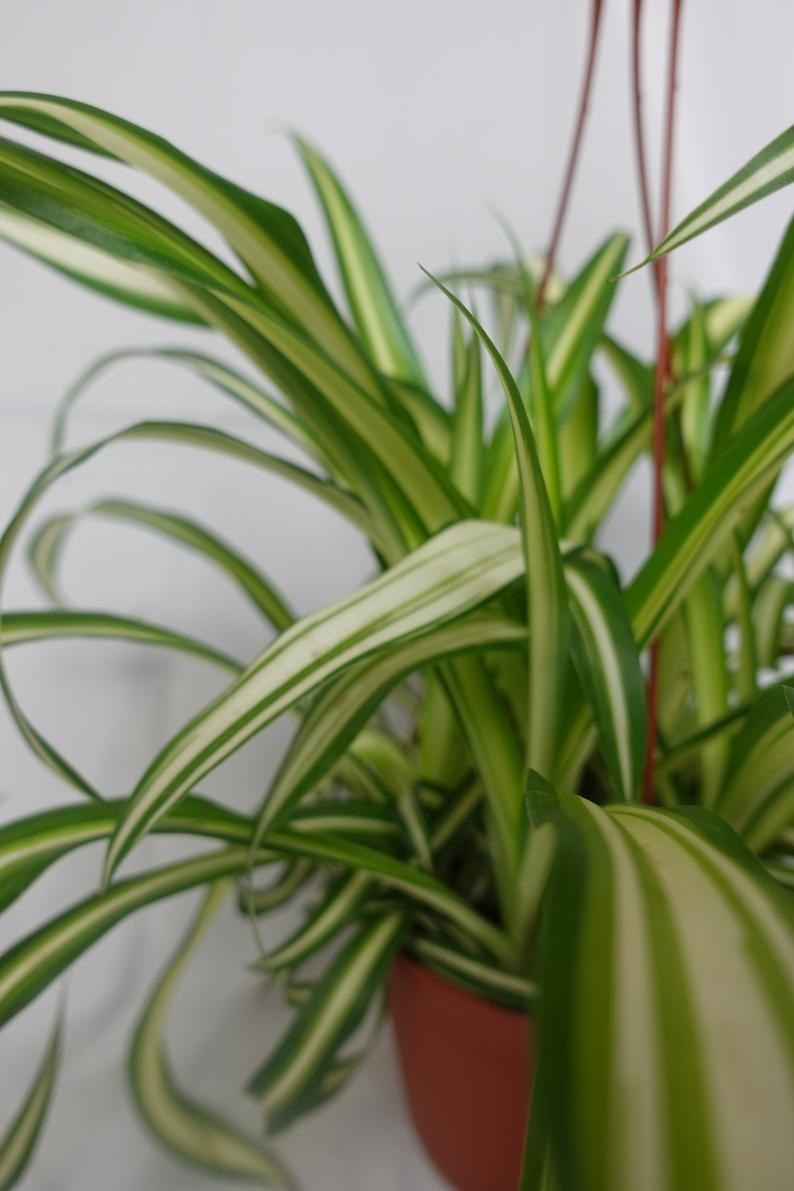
681, 571, 730, 805
218, 291, 464, 541
0, 1013, 61, 1190
293, 136, 426, 385
253, 872, 370, 975
754, 574, 792, 670
527, 787, 794, 1191
410, 937, 536, 1011
263, 831, 512, 964
256, 612, 524, 848
49, 347, 316, 460
30, 501, 293, 632
425, 272, 568, 776
565, 553, 646, 801
0, 797, 399, 916
106, 521, 523, 878
0, 797, 252, 914
558, 372, 599, 504
724, 507, 794, 620
0, 203, 202, 323
542, 233, 629, 416
714, 215, 794, 445
483, 234, 628, 521
449, 328, 484, 506
129, 882, 293, 1186
0, 848, 269, 1030
717, 683, 794, 852
0, 93, 380, 393
633, 124, 794, 267
247, 915, 404, 1131
679, 300, 711, 479
0, 135, 255, 307
0, 419, 372, 799
564, 379, 684, 539
1, 609, 241, 673
627, 378, 794, 644
559, 381, 794, 783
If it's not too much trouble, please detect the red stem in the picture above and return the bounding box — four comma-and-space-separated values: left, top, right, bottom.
631, 0, 658, 272
535, 0, 605, 310
642, 252, 669, 803
657, 1, 683, 247
642, 0, 684, 805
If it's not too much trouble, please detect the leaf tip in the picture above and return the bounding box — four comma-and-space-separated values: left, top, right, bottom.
610, 256, 651, 282
525, 770, 560, 828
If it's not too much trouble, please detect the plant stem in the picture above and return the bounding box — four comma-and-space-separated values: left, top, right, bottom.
535, 0, 605, 310
630, 0, 657, 267
643, 0, 684, 805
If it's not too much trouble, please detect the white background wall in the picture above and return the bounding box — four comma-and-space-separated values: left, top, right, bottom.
1, 2, 792, 1188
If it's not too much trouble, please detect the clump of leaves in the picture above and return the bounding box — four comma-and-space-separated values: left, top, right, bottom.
0, 89, 791, 1191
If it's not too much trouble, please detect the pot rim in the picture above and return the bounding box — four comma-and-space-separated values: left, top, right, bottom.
394, 948, 531, 1022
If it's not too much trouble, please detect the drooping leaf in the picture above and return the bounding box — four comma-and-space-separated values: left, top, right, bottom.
238, 861, 314, 917
256, 612, 524, 861
0, 93, 378, 391
49, 347, 317, 460
30, 500, 294, 632
0, 134, 256, 310
129, 882, 294, 1186
0, 798, 252, 915
252, 872, 371, 975
0, 418, 374, 800
410, 936, 536, 1011
0, 1013, 61, 1190
0, 848, 269, 1030
1, 609, 241, 674
0, 96, 464, 560
214, 289, 464, 543
105, 521, 524, 879
282, 802, 404, 847
0, 203, 203, 323
0, 797, 400, 917
247, 915, 405, 1131
261, 830, 512, 963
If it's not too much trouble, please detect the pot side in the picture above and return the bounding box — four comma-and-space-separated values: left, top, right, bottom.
390, 954, 533, 1191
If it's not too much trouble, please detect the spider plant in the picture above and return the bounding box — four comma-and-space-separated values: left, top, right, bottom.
0, 90, 791, 1191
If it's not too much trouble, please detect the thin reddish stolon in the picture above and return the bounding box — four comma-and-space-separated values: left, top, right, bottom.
641, 0, 685, 805
534, 0, 605, 310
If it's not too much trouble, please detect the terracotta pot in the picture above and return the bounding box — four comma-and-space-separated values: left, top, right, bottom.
390, 953, 533, 1191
